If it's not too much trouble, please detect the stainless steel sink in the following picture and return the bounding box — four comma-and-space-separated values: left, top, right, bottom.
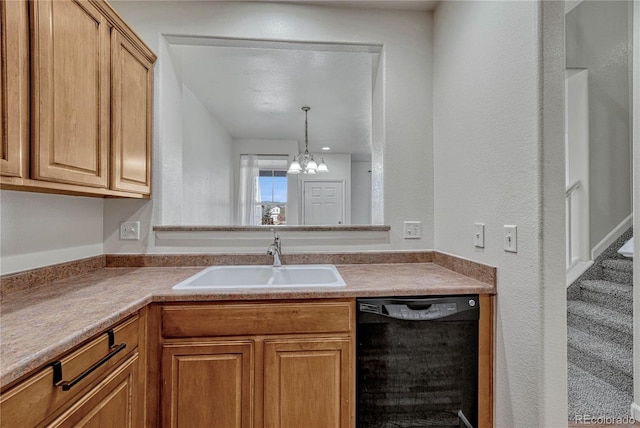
172, 264, 346, 290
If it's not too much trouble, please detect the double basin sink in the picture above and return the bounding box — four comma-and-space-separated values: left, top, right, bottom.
172, 264, 346, 291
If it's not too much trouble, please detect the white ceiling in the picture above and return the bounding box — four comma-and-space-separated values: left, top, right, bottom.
184, 0, 439, 11
293, 1, 439, 11
169, 37, 380, 160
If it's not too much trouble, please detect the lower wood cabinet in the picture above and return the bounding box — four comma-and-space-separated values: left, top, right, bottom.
263, 338, 351, 428
47, 353, 141, 428
155, 300, 356, 428
161, 341, 254, 428
0, 311, 147, 428
1, 297, 493, 428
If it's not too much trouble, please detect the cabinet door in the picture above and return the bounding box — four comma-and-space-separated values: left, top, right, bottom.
264, 338, 353, 428
162, 341, 254, 428
111, 30, 153, 194
31, 0, 110, 187
0, 0, 29, 178
46, 353, 142, 428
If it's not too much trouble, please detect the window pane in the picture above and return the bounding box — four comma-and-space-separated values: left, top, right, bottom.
258, 169, 287, 225
272, 176, 287, 202
259, 175, 274, 202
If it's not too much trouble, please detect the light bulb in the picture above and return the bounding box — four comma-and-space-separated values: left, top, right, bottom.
317, 159, 329, 172
287, 159, 302, 174
306, 159, 318, 171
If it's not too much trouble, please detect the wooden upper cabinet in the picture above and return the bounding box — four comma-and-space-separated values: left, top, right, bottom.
31, 0, 110, 188
111, 30, 153, 194
0, 0, 155, 197
0, 0, 29, 178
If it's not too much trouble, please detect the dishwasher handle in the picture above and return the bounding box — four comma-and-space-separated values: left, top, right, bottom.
382, 303, 451, 320
358, 296, 479, 321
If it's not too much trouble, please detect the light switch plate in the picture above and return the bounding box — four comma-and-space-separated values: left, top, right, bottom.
504, 225, 517, 253
120, 221, 140, 240
474, 223, 485, 248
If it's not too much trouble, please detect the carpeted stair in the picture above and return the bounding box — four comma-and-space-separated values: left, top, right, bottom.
567, 228, 633, 420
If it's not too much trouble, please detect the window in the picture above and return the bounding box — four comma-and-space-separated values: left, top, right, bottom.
239, 155, 289, 225
259, 169, 287, 225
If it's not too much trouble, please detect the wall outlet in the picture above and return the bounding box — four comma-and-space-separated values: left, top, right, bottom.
120, 221, 141, 240
403, 221, 422, 239
474, 223, 485, 248
504, 225, 517, 253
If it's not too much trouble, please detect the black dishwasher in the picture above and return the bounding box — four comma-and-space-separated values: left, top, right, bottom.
357, 295, 479, 428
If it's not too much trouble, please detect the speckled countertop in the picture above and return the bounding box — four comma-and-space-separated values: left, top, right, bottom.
0, 262, 494, 389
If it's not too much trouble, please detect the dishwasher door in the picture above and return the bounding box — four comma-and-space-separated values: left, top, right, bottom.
356, 295, 479, 428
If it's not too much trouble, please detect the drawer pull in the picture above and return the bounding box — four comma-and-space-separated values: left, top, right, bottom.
51, 329, 127, 391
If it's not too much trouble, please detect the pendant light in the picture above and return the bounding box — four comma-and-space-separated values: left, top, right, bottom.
287, 106, 329, 174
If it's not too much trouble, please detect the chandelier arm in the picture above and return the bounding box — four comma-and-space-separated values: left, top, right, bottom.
288, 106, 327, 174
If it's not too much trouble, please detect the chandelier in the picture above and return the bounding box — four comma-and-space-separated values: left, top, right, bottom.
287, 106, 329, 174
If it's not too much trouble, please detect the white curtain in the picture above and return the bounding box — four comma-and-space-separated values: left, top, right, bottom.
238, 155, 262, 225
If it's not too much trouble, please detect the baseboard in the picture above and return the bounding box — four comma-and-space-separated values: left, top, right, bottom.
566, 260, 594, 287
591, 213, 633, 260
631, 402, 640, 420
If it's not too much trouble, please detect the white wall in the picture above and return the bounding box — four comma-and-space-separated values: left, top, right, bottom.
566, 0, 633, 250
156, 38, 183, 225
0, 191, 104, 275
433, 1, 566, 426
352, 161, 372, 224
105, 0, 433, 253
182, 85, 233, 225
371, 54, 385, 226
0, 2, 577, 426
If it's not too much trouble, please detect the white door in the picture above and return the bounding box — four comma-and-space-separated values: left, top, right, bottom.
303, 181, 344, 225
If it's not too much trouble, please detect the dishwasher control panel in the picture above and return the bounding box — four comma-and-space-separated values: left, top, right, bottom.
358, 296, 479, 321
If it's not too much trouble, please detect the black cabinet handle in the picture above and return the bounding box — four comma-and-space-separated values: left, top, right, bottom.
52, 329, 126, 391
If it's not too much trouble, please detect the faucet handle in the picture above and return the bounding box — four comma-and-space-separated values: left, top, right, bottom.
270, 228, 281, 252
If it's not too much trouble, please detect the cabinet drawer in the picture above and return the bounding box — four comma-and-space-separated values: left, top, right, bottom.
47, 353, 141, 428
162, 301, 354, 338
0, 315, 139, 428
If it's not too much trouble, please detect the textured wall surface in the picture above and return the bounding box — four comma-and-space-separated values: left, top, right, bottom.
0, 2, 583, 424
0, 191, 104, 275
566, 0, 632, 250
182, 85, 233, 225
433, 1, 566, 426
105, 1, 434, 254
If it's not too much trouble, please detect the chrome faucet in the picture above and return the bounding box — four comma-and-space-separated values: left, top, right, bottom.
267, 229, 282, 267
